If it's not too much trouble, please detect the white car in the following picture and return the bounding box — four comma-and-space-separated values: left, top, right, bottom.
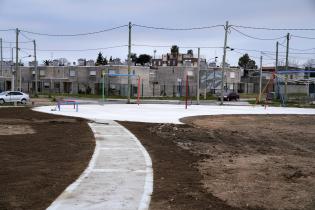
0, 91, 30, 104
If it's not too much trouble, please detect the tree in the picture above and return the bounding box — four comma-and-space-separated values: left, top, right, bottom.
109, 56, 113, 62
136, 54, 152, 66
187, 49, 193, 56
96, 52, 104, 66
43, 60, 51, 66
238, 53, 257, 77
130, 53, 137, 65
103, 57, 108, 65
171, 45, 179, 55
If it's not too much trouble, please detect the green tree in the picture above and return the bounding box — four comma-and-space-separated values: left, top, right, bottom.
187, 49, 193, 56
171, 45, 179, 55
43, 60, 51, 66
96, 52, 104, 66
238, 53, 257, 76
137, 54, 152, 66
103, 57, 108, 65
130, 53, 138, 65
109, 56, 113, 62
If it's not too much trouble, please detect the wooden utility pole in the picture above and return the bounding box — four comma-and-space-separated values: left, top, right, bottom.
284, 33, 290, 104
0, 38, 2, 77
259, 55, 263, 102
197, 47, 200, 104
33, 40, 38, 95
15, 28, 19, 91
127, 22, 132, 103
220, 21, 229, 105
275, 41, 279, 98
11, 47, 14, 91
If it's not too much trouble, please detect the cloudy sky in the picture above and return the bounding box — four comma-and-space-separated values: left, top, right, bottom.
0, 0, 314, 66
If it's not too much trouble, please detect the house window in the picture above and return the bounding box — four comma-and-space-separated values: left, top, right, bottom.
54, 82, 60, 89
89, 70, 96, 76
70, 70, 76, 77
40, 70, 45, 76
44, 82, 50, 88
230, 72, 235, 79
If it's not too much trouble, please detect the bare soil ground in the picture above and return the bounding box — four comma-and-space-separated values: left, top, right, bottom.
0, 107, 95, 210
121, 114, 315, 210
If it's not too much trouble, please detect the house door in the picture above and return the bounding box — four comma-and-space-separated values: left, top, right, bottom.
63, 82, 72, 93
6, 81, 11, 91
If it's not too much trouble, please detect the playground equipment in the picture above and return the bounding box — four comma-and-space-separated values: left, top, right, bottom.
57, 100, 79, 112
256, 70, 315, 107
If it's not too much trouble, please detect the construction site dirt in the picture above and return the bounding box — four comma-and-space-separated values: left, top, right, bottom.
0, 108, 95, 210
120, 114, 315, 210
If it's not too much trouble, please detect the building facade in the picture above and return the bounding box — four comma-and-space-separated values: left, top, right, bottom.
0, 64, 243, 97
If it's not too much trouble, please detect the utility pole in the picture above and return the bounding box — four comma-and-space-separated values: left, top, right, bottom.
220, 21, 229, 105
102, 70, 105, 104
275, 41, 279, 99
127, 21, 132, 103
33, 40, 38, 95
15, 28, 19, 91
259, 55, 263, 102
19, 58, 22, 91
284, 33, 290, 104
0, 38, 2, 77
197, 47, 200, 104
11, 47, 14, 91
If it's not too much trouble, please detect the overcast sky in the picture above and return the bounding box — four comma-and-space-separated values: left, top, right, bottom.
0, 0, 314, 66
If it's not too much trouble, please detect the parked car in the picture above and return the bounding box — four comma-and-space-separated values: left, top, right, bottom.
217, 91, 240, 101
0, 91, 30, 104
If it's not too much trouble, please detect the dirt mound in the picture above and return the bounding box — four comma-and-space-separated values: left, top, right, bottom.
122, 115, 315, 210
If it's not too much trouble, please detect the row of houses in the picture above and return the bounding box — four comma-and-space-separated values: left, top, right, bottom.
0, 62, 314, 97
0, 64, 241, 97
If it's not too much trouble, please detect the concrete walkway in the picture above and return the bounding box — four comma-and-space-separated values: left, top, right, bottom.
47, 120, 153, 210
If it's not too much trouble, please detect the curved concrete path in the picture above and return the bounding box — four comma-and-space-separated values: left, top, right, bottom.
34, 104, 315, 209
47, 120, 152, 210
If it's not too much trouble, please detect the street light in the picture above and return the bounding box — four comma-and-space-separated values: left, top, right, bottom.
220, 47, 234, 105
19, 54, 32, 91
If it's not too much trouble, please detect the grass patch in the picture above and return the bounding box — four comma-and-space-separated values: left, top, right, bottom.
36, 93, 217, 101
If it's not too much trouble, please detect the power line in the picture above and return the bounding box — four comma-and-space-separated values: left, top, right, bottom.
132, 44, 223, 49
233, 25, 315, 31
291, 35, 315, 39
20, 45, 127, 52
231, 49, 277, 61
20, 48, 32, 56
0, 28, 14, 32
20, 25, 128, 37
277, 43, 315, 54
233, 47, 315, 56
20, 32, 33, 41
232, 47, 275, 54
231, 27, 287, 41
132, 44, 171, 48
2, 39, 32, 44
132, 24, 224, 31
